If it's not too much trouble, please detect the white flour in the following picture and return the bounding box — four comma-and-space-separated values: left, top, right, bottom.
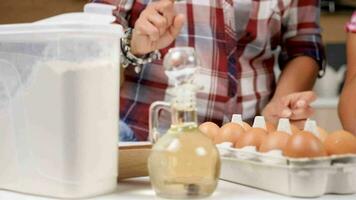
15, 60, 119, 182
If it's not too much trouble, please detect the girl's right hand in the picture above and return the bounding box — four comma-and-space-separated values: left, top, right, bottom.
130, 0, 185, 56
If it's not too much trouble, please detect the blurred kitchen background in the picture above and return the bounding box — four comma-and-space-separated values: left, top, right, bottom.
0, 0, 355, 132
314, 0, 355, 131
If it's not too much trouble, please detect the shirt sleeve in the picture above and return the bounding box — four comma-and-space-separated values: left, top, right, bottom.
278, 0, 326, 77
91, 0, 135, 28
346, 11, 356, 33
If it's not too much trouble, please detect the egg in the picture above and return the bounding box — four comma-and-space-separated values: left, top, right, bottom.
241, 122, 252, 131
290, 124, 300, 134
234, 128, 268, 149
199, 122, 220, 141
215, 122, 245, 144
230, 114, 251, 131
324, 130, 356, 155
283, 131, 327, 158
259, 131, 290, 152
265, 122, 277, 133
317, 127, 329, 142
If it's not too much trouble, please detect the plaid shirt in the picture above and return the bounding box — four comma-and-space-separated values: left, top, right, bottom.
347, 11, 356, 33
92, 0, 325, 141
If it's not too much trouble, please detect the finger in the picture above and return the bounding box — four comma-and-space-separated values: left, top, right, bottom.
168, 14, 185, 38
147, 12, 168, 36
163, 7, 175, 27
280, 95, 292, 108
289, 106, 314, 120
281, 91, 316, 109
134, 19, 160, 41
262, 101, 291, 125
271, 97, 292, 118
295, 91, 317, 108
290, 120, 306, 130
279, 108, 292, 118
289, 91, 317, 109
156, 1, 175, 27
263, 114, 277, 124
148, 1, 174, 23
151, 0, 174, 11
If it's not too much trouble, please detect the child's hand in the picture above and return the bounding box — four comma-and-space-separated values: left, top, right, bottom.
262, 91, 317, 129
131, 0, 185, 56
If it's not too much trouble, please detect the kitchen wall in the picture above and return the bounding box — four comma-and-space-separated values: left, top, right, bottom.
313, 7, 354, 132
0, 0, 87, 24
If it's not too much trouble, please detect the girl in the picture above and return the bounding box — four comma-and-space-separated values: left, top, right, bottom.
339, 11, 356, 135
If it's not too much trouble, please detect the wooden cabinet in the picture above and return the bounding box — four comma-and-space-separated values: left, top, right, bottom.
0, 0, 87, 24
320, 13, 352, 43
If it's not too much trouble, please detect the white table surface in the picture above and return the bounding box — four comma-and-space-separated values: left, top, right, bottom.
1, 177, 355, 200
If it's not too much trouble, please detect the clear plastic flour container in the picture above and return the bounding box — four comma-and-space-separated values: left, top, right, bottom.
0, 13, 122, 198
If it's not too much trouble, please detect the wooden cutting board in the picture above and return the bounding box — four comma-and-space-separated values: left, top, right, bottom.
118, 142, 152, 180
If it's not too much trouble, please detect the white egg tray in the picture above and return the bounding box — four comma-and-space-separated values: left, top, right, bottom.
217, 144, 356, 198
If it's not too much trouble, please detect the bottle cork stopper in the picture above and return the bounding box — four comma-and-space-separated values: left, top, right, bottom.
277, 118, 292, 135
252, 116, 267, 129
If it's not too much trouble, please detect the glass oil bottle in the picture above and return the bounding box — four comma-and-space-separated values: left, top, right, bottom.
148, 47, 220, 199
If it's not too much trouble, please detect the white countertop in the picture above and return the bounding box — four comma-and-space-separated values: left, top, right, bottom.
1, 177, 355, 200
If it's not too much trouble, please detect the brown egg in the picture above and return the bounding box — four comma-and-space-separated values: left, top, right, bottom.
241, 122, 252, 131
324, 130, 356, 155
199, 122, 220, 141
215, 122, 245, 144
283, 131, 327, 158
265, 122, 276, 133
259, 131, 290, 152
317, 127, 329, 142
290, 124, 300, 134
234, 128, 268, 149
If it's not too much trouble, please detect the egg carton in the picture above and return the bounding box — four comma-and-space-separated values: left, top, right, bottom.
220, 155, 356, 197
217, 115, 356, 197
219, 145, 356, 197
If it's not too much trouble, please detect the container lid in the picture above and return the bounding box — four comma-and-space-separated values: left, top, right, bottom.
0, 13, 122, 37
84, 3, 116, 16
35, 12, 116, 25
0, 23, 122, 37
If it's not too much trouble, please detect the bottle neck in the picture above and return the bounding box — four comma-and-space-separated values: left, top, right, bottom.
168, 84, 198, 129
171, 106, 198, 127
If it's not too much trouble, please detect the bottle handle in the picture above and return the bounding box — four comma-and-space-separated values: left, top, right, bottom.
149, 101, 171, 143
